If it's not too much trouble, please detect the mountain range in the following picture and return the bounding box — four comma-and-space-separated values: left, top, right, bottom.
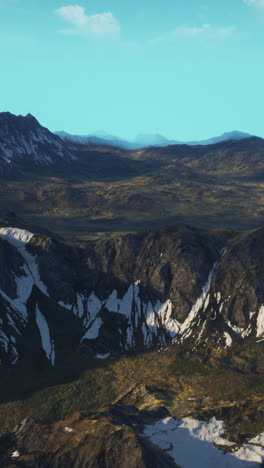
0, 217, 263, 370
0, 112, 258, 173
0, 111, 264, 466
56, 129, 252, 150
1, 112, 264, 242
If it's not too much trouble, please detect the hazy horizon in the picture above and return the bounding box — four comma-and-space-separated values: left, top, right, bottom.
55, 128, 255, 143
1, 0, 264, 140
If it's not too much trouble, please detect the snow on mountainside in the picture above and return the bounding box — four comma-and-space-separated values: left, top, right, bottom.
0, 112, 75, 168
144, 416, 264, 467
0, 223, 264, 370
0, 227, 51, 365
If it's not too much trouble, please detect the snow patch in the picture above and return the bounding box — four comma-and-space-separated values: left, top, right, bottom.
58, 300, 72, 311
224, 331, 232, 347
234, 444, 264, 464
0, 227, 48, 320
216, 292, 221, 304
203, 294, 210, 311
197, 321, 207, 343
256, 305, 264, 338
119, 284, 134, 318
227, 320, 242, 335
241, 325, 252, 338
11, 450, 20, 459
180, 259, 219, 338
35, 306, 55, 365
64, 427, 74, 433
87, 292, 102, 317
144, 416, 262, 467
81, 316, 102, 341
95, 352, 110, 359
0, 227, 33, 247
105, 290, 121, 313
249, 432, 264, 445
155, 300, 180, 337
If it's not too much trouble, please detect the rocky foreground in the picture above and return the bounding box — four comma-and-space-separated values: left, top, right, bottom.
1, 384, 264, 467
0, 385, 176, 468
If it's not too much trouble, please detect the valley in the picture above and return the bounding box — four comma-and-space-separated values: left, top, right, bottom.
1, 113, 264, 466
2, 137, 264, 243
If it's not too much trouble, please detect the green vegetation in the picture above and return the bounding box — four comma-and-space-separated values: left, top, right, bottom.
0, 343, 264, 440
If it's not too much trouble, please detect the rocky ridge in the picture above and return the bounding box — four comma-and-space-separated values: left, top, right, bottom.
0, 112, 74, 169
0, 217, 264, 372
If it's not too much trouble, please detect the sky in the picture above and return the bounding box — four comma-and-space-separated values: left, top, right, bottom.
0, 0, 264, 141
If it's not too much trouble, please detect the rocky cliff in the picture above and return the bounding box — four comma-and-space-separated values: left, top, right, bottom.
0, 217, 264, 373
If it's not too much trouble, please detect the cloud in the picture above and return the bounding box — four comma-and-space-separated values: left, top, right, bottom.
56, 5, 87, 25
244, 0, 264, 5
56, 5, 120, 38
150, 24, 235, 44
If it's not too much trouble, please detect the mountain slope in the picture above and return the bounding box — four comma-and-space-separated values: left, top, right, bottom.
131, 136, 264, 179
1, 218, 264, 378
0, 399, 176, 468
0, 220, 264, 465
0, 112, 74, 170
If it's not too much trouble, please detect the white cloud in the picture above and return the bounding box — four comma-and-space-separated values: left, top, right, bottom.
244, 0, 264, 5
150, 24, 235, 44
56, 5, 120, 38
56, 5, 87, 26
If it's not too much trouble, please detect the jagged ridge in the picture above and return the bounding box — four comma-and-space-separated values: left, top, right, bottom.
0, 221, 264, 371
0, 112, 74, 168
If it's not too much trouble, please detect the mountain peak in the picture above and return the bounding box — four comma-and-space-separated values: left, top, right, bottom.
0, 112, 75, 168
220, 130, 252, 139
188, 130, 253, 146
24, 112, 39, 124
0, 111, 40, 131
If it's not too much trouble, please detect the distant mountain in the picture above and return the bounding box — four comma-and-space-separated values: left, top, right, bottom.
56, 130, 137, 150
0, 112, 155, 180
56, 129, 253, 150
133, 133, 180, 148
0, 112, 74, 171
188, 130, 252, 146
56, 131, 180, 149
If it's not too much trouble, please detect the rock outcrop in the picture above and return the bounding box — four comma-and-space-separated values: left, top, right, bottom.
0, 401, 177, 467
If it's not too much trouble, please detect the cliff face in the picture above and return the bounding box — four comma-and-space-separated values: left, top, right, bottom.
0, 219, 264, 373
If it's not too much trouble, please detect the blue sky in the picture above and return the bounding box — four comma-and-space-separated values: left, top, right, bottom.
0, 0, 264, 140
